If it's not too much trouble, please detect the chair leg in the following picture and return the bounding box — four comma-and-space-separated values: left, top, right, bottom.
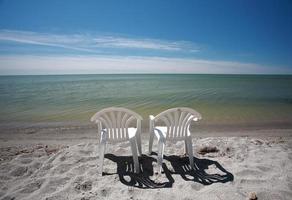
185, 139, 188, 155
136, 132, 142, 156
130, 137, 140, 173
157, 139, 165, 174
99, 139, 106, 176
186, 138, 194, 169
149, 130, 154, 154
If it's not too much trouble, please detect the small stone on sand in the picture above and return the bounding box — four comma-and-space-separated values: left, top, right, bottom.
248, 192, 257, 200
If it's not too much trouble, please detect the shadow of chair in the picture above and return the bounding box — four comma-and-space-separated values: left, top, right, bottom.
103, 153, 233, 188
163, 154, 234, 185
104, 154, 174, 189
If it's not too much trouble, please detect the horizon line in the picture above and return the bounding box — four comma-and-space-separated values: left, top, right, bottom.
1, 73, 292, 76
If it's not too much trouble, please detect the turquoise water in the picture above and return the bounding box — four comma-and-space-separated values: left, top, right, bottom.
0, 74, 292, 129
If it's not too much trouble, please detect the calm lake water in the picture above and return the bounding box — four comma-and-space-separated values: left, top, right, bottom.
0, 74, 292, 130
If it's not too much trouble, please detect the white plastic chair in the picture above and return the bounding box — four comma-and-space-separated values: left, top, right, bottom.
91, 107, 143, 175
149, 107, 202, 174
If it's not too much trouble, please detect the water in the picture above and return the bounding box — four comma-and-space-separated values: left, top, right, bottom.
0, 74, 292, 130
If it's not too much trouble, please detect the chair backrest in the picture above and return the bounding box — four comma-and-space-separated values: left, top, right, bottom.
153, 107, 202, 139
91, 107, 142, 141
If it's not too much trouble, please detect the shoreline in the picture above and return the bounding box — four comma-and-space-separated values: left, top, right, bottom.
1, 123, 292, 148
1, 121, 292, 139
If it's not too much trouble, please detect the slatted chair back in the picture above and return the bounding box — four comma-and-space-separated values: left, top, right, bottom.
91, 107, 142, 142
153, 107, 202, 139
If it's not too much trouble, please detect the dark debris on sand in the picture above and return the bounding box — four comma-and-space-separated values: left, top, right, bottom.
197, 146, 219, 155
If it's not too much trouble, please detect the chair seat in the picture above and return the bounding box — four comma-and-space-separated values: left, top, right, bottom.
154, 126, 191, 140
128, 127, 137, 138
101, 127, 137, 140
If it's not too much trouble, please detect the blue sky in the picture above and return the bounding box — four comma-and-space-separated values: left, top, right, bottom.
0, 0, 291, 74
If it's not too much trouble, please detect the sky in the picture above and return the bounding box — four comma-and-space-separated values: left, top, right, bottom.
0, 0, 291, 75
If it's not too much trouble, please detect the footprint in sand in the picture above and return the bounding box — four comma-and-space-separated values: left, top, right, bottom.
256, 191, 284, 199
18, 179, 45, 193
59, 156, 66, 162
239, 178, 266, 185
19, 158, 33, 164
77, 143, 86, 147
236, 169, 263, 177
98, 187, 111, 197
76, 156, 97, 163
74, 180, 93, 192
44, 194, 64, 200
46, 151, 63, 164
41, 163, 53, 171
0, 181, 8, 193
31, 162, 42, 170
41, 177, 71, 194
0, 175, 11, 181
51, 163, 74, 175
78, 150, 93, 155
10, 166, 28, 177
0, 163, 13, 174
71, 164, 91, 175
257, 166, 271, 172
191, 183, 204, 191
1, 195, 16, 200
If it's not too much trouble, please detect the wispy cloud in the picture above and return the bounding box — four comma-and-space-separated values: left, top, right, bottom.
0, 30, 97, 53
93, 36, 197, 51
0, 55, 290, 75
0, 30, 199, 53
0, 30, 289, 75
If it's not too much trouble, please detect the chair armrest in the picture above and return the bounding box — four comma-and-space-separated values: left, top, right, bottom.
149, 115, 155, 134
193, 116, 202, 121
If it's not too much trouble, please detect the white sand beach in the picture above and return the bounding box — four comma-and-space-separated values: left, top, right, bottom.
0, 128, 292, 200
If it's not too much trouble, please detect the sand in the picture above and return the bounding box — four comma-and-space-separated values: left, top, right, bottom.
0, 128, 292, 200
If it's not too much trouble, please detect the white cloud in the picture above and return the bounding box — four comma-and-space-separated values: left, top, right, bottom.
0, 55, 289, 75
0, 30, 97, 53
93, 36, 197, 51
0, 30, 289, 75
0, 30, 199, 53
